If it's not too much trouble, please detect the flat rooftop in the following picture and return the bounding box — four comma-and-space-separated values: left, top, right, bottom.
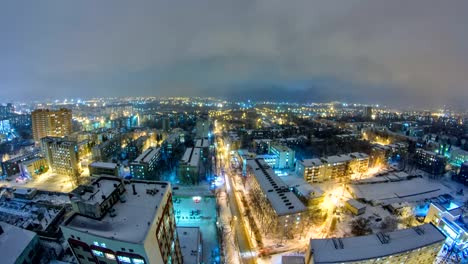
195, 138, 209, 148
270, 142, 292, 152
0, 221, 37, 264
89, 161, 118, 170
65, 178, 170, 244
247, 159, 306, 216
133, 147, 160, 163
181, 147, 200, 167
177, 227, 200, 264
309, 223, 445, 263
300, 152, 368, 167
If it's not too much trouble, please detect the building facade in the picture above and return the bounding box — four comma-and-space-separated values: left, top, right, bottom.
246, 159, 307, 240
177, 147, 201, 185
129, 147, 161, 180
61, 177, 183, 264
269, 142, 295, 169
32, 108, 72, 141
415, 148, 446, 174
306, 223, 445, 264
41, 137, 82, 177
89, 162, 121, 177
296, 153, 369, 183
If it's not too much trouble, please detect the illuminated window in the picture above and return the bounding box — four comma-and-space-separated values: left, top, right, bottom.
92, 250, 104, 257
117, 256, 132, 263
105, 253, 116, 260
133, 258, 145, 264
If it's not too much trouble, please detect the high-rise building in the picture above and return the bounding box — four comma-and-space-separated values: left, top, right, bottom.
31, 108, 72, 141
61, 176, 183, 264
363, 106, 373, 119
162, 117, 171, 132
41, 137, 82, 177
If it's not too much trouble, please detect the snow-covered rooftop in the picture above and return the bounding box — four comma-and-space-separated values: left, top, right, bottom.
181, 147, 200, 167
247, 159, 306, 216
195, 138, 209, 148
177, 227, 200, 264
89, 161, 118, 170
133, 147, 160, 163
309, 224, 445, 263
0, 221, 37, 264
65, 179, 170, 244
299, 152, 369, 168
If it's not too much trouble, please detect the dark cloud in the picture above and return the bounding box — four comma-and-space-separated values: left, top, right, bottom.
0, 0, 467, 108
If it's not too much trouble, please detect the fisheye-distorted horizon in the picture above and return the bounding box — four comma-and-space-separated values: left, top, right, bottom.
1, 0, 467, 109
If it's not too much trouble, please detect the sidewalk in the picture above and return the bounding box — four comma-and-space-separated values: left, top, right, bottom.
217, 188, 241, 264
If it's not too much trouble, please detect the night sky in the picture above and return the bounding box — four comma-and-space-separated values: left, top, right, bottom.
1, 1, 467, 108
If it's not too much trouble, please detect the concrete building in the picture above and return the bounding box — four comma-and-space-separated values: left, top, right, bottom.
162, 117, 171, 132
296, 153, 369, 183
305, 223, 445, 264
450, 148, 468, 167
41, 137, 82, 177
345, 199, 366, 215
177, 227, 202, 264
89, 162, 121, 177
129, 147, 161, 180
177, 147, 201, 185
0, 221, 40, 264
1, 150, 42, 177
269, 142, 295, 169
425, 202, 467, 251
32, 108, 72, 141
246, 159, 307, 239
21, 157, 49, 178
61, 176, 183, 264
92, 135, 122, 162
363, 106, 373, 119
125, 135, 150, 161
415, 148, 446, 174
457, 162, 468, 185
195, 138, 210, 161
195, 118, 211, 138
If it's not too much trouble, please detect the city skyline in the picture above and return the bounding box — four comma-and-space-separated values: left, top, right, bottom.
2, 1, 468, 109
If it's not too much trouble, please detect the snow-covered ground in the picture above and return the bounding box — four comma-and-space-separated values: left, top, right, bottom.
1, 171, 90, 193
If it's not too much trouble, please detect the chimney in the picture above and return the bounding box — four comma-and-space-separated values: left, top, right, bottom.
132, 184, 137, 195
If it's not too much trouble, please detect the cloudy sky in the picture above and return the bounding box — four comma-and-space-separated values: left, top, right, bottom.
1, 0, 467, 108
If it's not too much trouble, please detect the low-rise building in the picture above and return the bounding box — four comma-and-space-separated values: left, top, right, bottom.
345, 199, 366, 215
2, 151, 45, 177
89, 162, 121, 177
61, 176, 183, 264
129, 147, 161, 180
425, 202, 467, 250
305, 223, 445, 264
